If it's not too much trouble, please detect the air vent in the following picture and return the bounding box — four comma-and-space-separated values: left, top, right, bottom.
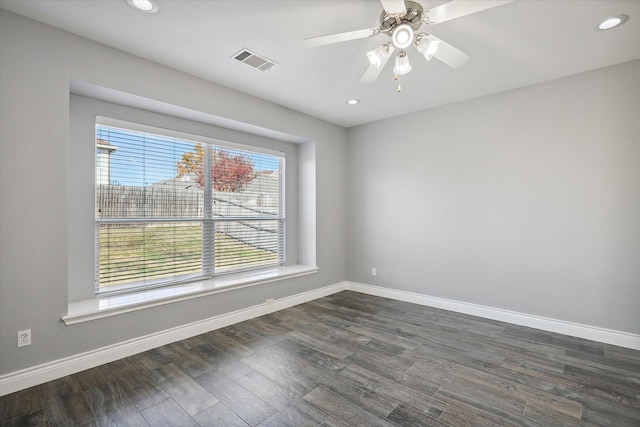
232, 48, 277, 71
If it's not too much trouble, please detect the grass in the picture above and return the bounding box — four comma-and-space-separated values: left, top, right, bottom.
98, 223, 277, 289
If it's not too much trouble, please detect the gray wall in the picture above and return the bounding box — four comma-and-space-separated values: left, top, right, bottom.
347, 59, 640, 335
0, 10, 347, 376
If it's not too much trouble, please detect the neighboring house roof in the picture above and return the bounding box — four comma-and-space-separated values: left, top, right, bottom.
244, 172, 278, 194
96, 138, 117, 152
152, 173, 201, 191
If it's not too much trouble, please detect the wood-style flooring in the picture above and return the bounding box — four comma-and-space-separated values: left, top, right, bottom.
1, 291, 639, 426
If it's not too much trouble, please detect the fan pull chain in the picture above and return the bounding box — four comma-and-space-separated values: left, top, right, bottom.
394, 73, 402, 93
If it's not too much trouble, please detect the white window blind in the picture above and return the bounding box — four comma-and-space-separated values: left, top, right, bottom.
95, 120, 285, 295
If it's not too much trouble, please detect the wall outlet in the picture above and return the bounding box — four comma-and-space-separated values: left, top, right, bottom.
389, 270, 395, 279
265, 298, 274, 305
371, 267, 377, 276
17, 329, 31, 348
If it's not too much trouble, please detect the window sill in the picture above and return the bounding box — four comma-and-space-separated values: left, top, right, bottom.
63, 265, 318, 325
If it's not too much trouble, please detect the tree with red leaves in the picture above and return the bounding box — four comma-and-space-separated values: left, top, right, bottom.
177, 145, 255, 192
210, 148, 255, 192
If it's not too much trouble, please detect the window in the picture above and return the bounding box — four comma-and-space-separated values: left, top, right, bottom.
95, 118, 285, 295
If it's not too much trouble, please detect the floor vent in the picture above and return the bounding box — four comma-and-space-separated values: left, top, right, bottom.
232, 48, 277, 71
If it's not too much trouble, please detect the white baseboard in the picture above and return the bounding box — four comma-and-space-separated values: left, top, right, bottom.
3, 280, 639, 396
0, 282, 347, 397
345, 281, 640, 351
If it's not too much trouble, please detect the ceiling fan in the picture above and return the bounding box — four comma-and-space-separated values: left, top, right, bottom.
304, 0, 512, 87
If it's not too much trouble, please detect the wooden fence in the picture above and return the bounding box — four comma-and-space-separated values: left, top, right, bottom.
97, 185, 204, 218
96, 185, 280, 253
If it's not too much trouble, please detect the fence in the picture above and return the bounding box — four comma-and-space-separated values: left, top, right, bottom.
97, 185, 204, 218
96, 185, 280, 252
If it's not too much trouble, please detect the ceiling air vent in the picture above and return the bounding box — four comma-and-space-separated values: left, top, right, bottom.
232, 48, 277, 71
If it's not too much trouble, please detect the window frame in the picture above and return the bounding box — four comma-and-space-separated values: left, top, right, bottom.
94, 117, 286, 296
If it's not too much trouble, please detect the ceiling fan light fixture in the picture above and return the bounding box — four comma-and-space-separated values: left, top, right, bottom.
393, 51, 412, 75
415, 35, 440, 61
366, 44, 391, 68
392, 24, 414, 49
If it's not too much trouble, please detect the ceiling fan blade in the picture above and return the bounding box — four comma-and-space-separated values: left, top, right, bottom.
361, 46, 396, 83
380, 0, 407, 15
304, 28, 376, 47
429, 35, 470, 68
425, 0, 512, 24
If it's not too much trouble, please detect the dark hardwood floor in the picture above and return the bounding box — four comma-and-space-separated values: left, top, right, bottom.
2, 291, 639, 426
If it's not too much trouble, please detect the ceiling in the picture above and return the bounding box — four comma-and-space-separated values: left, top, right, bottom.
1, 0, 639, 128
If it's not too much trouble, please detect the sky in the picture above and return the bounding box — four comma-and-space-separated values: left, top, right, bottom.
97, 126, 278, 187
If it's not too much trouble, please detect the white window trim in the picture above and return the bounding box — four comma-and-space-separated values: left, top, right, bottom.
97, 116, 285, 158
63, 264, 318, 325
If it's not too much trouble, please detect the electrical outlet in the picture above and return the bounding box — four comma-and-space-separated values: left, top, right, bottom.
389, 270, 395, 279
17, 329, 31, 348
265, 298, 274, 305
371, 267, 377, 276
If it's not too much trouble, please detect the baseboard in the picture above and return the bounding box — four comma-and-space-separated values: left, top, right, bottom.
0, 282, 348, 397
4, 280, 638, 396
345, 281, 640, 351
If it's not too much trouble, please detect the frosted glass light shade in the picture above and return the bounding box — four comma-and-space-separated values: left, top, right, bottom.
393, 51, 412, 75
366, 45, 391, 69
415, 36, 440, 61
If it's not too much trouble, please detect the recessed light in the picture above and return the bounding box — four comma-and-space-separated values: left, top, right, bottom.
127, 0, 159, 13
595, 14, 629, 31
346, 99, 360, 106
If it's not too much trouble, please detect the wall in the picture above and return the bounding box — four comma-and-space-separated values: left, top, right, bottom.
0, 10, 347, 377
347, 60, 640, 335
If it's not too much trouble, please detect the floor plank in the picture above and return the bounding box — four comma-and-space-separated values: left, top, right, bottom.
339, 364, 446, 419
191, 402, 250, 427
303, 386, 396, 427
82, 382, 148, 427
149, 362, 218, 416
140, 398, 198, 427
44, 375, 94, 426
194, 369, 276, 426
386, 403, 448, 427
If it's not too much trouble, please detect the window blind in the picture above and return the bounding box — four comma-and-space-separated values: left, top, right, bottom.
95, 121, 284, 295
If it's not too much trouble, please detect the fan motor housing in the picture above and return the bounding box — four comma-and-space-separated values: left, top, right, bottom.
379, 1, 424, 34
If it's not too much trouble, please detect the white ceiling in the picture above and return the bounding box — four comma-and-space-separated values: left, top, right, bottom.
1, 0, 639, 128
